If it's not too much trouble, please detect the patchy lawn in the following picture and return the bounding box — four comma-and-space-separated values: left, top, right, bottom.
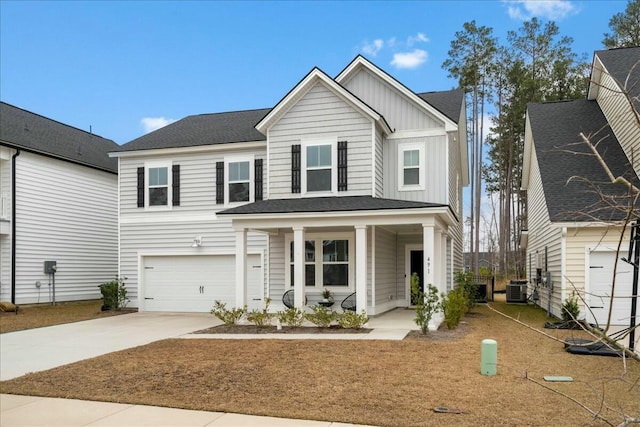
1, 302, 638, 426
0, 300, 135, 334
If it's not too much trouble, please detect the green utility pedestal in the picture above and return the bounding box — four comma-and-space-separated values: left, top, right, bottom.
481, 339, 497, 376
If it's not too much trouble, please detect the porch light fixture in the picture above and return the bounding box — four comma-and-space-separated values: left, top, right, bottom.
191, 236, 203, 247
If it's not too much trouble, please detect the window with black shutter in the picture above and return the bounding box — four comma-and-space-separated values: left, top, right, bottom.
338, 141, 347, 191
137, 167, 145, 207
291, 144, 301, 193
216, 162, 224, 204
172, 164, 180, 206
255, 159, 263, 201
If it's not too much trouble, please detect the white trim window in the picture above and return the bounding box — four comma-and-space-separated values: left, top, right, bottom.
225, 156, 254, 205
285, 233, 354, 290
398, 143, 424, 191
302, 138, 337, 195
147, 162, 172, 207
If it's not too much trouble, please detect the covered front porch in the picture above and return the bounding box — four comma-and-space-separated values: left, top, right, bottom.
218, 196, 458, 325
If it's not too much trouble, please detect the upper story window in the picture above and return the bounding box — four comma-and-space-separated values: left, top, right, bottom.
138, 162, 179, 209
398, 143, 424, 191
148, 166, 169, 206
228, 160, 251, 203
306, 144, 332, 192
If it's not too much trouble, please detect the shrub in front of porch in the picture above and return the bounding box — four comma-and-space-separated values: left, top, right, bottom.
441, 287, 467, 329
277, 307, 305, 327
411, 273, 441, 334
305, 305, 338, 327
246, 298, 274, 327
337, 310, 369, 329
211, 301, 246, 325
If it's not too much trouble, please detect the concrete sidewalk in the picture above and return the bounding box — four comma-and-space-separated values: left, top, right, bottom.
0, 394, 376, 427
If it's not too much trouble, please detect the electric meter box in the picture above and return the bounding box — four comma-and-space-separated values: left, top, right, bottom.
44, 261, 57, 274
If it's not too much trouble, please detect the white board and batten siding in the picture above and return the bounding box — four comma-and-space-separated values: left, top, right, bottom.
383, 135, 448, 203
267, 83, 374, 199
5, 152, 118, 303
342, 67, 442, 132
374, 227, 397, 307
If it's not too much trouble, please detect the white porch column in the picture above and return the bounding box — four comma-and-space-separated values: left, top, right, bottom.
235, 228, 247, 308
434, 229, 442, 292
422, 224, 435, 288
355, 225, 368, 313
441, 234, 448, 293
293, 226, 305, 308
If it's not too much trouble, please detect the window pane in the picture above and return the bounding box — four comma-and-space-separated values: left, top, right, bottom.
323, 264, 348, 286
307, 169, 331, 192
228, 182, 249, 202
305, 241, 315, 262
323, 240, 348, 262
289, 264, 315, 286
149, 187, 167, 206
149, 167, 168, 186
229, 161, 250, 181
404, 168, 419, 185
404, 150, 419, 167
307, 145, 331, 168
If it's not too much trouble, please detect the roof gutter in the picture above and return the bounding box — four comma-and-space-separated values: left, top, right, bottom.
11, 149, 20, 304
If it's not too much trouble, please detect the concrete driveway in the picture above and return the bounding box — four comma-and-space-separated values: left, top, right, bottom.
0, 312, 221, 381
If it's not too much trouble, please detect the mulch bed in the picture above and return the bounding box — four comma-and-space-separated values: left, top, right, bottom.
194, 324, 371, 334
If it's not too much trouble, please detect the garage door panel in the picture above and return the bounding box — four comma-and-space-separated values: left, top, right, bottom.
143, 255, 262, 312
588, 251, 635, 326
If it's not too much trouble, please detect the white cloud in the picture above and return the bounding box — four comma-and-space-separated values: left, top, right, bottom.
141, 117, 175, 133
390, 49, 428, 69
407, 32, 429, 46
505, 0, 578, 21
362, 39, 384, 56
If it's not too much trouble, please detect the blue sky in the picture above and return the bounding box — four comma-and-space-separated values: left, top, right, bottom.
0, 0, 627, 145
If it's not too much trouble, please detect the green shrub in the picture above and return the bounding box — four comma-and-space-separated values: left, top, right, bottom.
562, 293, 580, 322
411, 273, 441, 334
246, 298, 274, 327
277, 307, 305, 327
442, 287, 467, 329
211, 300, 246, 325
337, 310, 369, 329
98, 276, 129, 310
454, 270, 478, 311
305, 305, 337, 328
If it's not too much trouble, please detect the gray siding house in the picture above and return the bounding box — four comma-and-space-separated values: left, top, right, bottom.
0, 102, 119, 304
112, 56, 468, 329
521, 47, 639, 348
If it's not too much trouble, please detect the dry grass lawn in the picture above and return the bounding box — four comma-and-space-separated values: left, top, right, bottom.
0, 300, 134, 334
1, 301, 639, 426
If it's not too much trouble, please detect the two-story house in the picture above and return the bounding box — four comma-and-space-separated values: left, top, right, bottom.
112, 56, 467, 327
0, 102, 120, 305
521, 46, 639, 347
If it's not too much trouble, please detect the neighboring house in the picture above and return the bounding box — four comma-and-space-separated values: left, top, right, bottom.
112, 56, 468, 328
521, 47, 640, 334
0, 102, 120, 304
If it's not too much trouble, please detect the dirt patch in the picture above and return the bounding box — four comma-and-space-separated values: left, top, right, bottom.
2, 302, 638, 426
0, 300, 136, 334
195, 324, 371, 334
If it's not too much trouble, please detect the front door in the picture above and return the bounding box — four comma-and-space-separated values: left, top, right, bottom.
410, 250, 424, 305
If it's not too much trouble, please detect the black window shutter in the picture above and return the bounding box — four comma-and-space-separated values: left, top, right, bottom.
291, 144, 301, 193
338, 141, 348, 191
255, 159, 263, 201
172, 164, 180, 206
137, 167, 145, 208
216, 162, 224, 204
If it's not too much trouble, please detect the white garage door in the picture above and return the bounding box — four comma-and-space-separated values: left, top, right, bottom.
142, 254, 263, 312
587, 250, 636, 327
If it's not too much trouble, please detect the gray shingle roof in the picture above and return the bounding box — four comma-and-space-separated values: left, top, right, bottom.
218, 196, 448, 215
527, 99, 639, 222
595, 46, 640, 113
117, 108, 270, 152
0, 102, 119, 173
418, 89, 464, 124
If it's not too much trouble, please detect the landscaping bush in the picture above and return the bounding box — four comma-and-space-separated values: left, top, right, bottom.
305, 305, 337, 328
411, 273, 441, 334
337, 310, 369, 329
561, 292, 580, 323
211, 300, 246, 325
98, 276, 129, 310
454, 270, 478, 311
442, 287, 467, 329
246, 298, 274, 327
277, 307, 305, 327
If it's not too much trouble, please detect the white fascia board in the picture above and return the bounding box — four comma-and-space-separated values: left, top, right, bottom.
521, 114, 533, 190
550, 221, 627, 229
457, 101, 469, 187
336, 56, 458, 132
255, 68, 390, 136
386, 129, 446, 139
223, 206, 457, 230
109, 141, 266, 158
587, 55, 604, 101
